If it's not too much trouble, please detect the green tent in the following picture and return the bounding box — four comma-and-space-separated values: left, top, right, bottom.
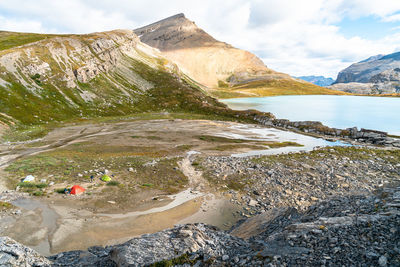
101, 175, 111, 182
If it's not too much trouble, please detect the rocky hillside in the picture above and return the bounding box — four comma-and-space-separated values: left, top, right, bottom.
0, 29, 246, 126
1, 183, 398, 266
135, 14, 343, 98
331, 52, 400, 94
295, 75, 334, 87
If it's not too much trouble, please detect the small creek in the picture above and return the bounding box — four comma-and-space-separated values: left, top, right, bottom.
98, 188, 203, 219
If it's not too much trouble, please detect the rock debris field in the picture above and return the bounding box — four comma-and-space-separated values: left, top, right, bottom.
0, 144, 399, 266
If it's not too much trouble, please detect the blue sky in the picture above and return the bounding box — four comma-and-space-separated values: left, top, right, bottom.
0, 0, 400, 78
338, 15, 400, 40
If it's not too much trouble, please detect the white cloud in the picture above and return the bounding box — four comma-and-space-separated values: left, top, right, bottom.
384, 13, 400, 22
0, 0, 400, 78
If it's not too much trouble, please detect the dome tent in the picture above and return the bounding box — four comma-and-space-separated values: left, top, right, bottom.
70, 185, 85, 195
101, 175, 111, 182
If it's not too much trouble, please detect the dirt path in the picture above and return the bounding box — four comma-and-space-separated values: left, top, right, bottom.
178, 151, 207, 191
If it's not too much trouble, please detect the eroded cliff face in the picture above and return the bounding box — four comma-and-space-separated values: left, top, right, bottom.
0, 29, 225, 125
0, 30, 158, 93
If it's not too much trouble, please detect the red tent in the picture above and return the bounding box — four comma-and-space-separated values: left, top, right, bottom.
70, 185, 85, 195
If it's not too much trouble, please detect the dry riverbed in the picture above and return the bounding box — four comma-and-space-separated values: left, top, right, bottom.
0, 118, 388, 256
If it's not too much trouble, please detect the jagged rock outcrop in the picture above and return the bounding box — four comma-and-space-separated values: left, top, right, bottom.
135, 14, 338, 97
109, 224, 249, 266
332, 52, 400, 94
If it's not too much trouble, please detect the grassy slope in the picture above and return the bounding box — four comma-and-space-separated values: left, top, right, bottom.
210, 79, 348, 99
0, 31, 265, 137
0, 31, 68, 51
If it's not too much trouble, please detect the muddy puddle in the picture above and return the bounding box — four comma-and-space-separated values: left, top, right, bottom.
7, 191, 242, 255
98, 188, 203, 219
11, 198, 59, 256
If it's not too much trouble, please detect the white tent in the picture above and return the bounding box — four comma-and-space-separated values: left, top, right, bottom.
23, 175, 35, 182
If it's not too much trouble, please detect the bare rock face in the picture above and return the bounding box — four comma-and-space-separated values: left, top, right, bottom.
0, 236, 51, 266
134, 14, 291, 88
135, 13, 217, 51
333, 52, 400, 94
109, 223, 249, 266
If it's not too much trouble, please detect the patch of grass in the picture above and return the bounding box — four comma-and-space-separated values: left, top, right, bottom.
2, 124, 54, 142
212, 144, 267, 151
55, 188, 66, 194
106, 181, 120, 186
227, 180, 246, 191
218, 80, 229, 88
146, 136, 162, 140
176, 144, 194, 151
228, 78, 349, 97
17, 182, 47, 188
35, 183, 48, 188
32, 191, 44, 196
142, 183, 153, 187
0, 201, 13, 210
266, 141, 303, 148
197, 135, 247, 143
17, 182, 37, 188
150, 253, 199, 267
207, 89, 251, 99
0, 31, 55, 51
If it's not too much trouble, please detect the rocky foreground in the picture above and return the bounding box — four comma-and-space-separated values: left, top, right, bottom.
0, 147, 399, 266
0, 184, 399, 266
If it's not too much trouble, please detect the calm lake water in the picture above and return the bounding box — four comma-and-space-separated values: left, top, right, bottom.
222, 95, 400, 135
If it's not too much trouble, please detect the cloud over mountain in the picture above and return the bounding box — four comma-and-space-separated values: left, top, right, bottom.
0, 0, 399, 77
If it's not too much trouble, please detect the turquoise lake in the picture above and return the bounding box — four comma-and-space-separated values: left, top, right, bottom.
222, 95, 400, 135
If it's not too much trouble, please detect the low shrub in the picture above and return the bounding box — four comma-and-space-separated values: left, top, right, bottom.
106, 181, 120, 186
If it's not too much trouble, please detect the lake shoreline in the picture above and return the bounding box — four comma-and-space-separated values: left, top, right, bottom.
222, 95, 400, 136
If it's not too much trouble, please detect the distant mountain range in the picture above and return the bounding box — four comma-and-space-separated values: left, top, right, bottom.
329, 52, 400, 94
295, 76, 334, 87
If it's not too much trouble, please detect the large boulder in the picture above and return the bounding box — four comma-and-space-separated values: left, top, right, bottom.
0, 237, 50, 267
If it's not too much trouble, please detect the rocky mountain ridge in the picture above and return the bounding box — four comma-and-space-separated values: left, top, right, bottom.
135, 14, 342, 98
0, 29, 235, 126
331, 52, 400, 94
